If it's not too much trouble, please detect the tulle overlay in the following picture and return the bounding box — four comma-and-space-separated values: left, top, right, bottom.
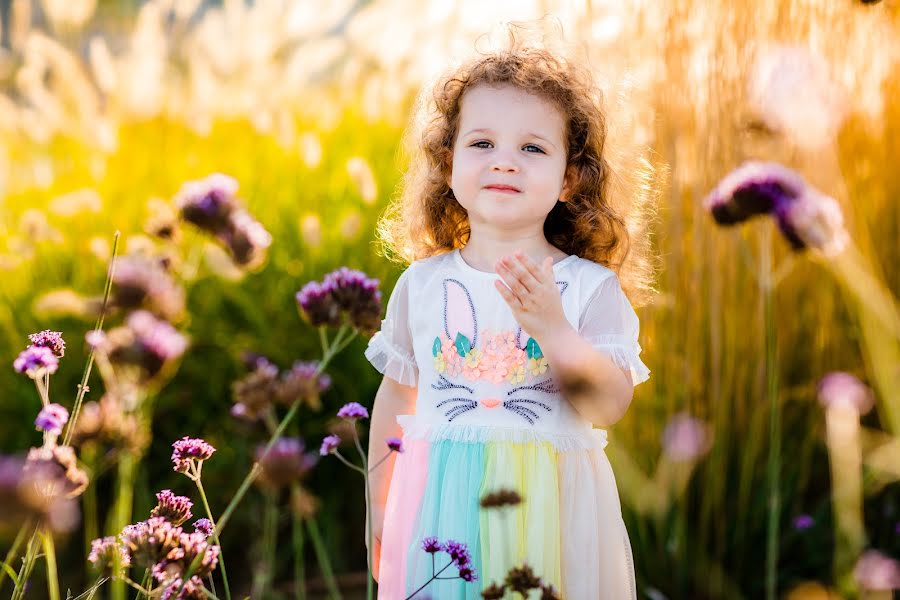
377, 417, 637, 600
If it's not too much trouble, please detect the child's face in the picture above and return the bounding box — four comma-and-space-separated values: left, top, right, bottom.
450, 84, 570, 233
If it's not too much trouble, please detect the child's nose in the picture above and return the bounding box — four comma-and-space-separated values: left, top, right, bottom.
480, 398, 501, 408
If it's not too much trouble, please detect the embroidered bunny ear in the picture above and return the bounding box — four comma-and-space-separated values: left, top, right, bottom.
515, 280, 570, 351
441, 278, 477, 357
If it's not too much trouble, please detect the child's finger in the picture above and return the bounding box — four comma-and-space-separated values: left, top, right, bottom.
514, 251, 544, 282
495, 279, 520, 306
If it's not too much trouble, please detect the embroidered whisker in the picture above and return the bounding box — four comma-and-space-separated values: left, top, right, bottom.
506, 398, 552, 412
437, 397, 476, 408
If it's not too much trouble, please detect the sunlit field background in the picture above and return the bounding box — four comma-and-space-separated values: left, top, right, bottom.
1, 0, 899, 598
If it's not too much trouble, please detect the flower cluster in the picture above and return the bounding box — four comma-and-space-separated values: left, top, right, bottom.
24, 445, 89, 499
171, 437, 216, 479
255, 437, 318, 491
703, 161, 850, 256
192, 518, 214, 537
420, 537, 478, 583
87, 536, 131, 575
28, 330, 66, 357
661, 412, 712, 462
0, 454, 79, 534
175, 173, 272, 269
433, 329, 547, 383
296, 267, 382, 336
337, 401, 369, 420
319, 434, 341, 456
231, 357, 331, 420
817, 371, 875, 415
111, 255, 186, 321
69, 394, 147, 453
150, 489, 194, 526
88, 310, 189, 384
35, 403, 69, 437
13, 346, 59, 379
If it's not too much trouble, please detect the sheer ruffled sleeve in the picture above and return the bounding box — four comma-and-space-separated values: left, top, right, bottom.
364, 268, 418, 386
578, 273, 650, 387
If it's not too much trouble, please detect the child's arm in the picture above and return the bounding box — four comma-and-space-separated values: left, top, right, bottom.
366, 374, 417, 576
540, 328, 634, 426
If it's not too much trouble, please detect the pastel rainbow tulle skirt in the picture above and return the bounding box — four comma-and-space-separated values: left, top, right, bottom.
376, 416, 636, 599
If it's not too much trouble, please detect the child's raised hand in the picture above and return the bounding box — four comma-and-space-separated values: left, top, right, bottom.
494, 250, 568, 342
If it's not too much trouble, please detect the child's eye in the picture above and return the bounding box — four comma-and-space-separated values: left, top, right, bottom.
471, 140, 492, 149
523, 144, 545, 154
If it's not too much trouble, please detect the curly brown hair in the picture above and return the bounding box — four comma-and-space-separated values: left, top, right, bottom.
374, 33, 659, 306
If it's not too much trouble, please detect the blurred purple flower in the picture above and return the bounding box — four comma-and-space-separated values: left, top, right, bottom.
28, 330, 65, 357
14, 346, 59, 378
255, 437, 318, 490
171, 437, 216, 475
25, 445, 88, 499
276, 360, 332, 410
422, 536, 441, 553
150, 489, 194, 526
96, 311, 189, 383
661, 413, 711, 462
792, 514, 815, 531
319, 434, 341, 456
192, 518, 214, 537
458, 566, 477, 582
152, 531, 220, 584
703, 162, 806, 225
175, 173, 239, 232
296, 267, 382, 335
87, 536, 131, 574
1, 454, 79, 533
175, 174, 271, 269
817, 372, 875, 415
111, 255, 185, 321
337, 402, 369, 420
35, 403, 69, 436
386, 437, 403, 453
853, 549, 900, 591
704, 161, 849, 256
230, 358, 280, 422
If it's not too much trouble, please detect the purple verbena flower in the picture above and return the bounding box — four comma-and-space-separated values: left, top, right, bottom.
422, 536, 441, 554
87, 536, 131, 574
192, 518, 214, 537
792, 514, 815, 531
222, 209, 272, 268
458, 566, 478, 582
276, 360, 331, 410
175, 173, 239, 233
171, 437, 216, 476
35, 403, 69, 436
319, 434, 341, 456
386, 437, 403, 453
337, 402, 369, 420
28, 330, 65, 357
120, 517, 183, 568
14, 346, 59, 379
255, 437, 318, 490
853, 549, 900, 591
296, 267, 382, 335
98, 311, 189, 383
817, 372, 875, 415
150, 489, 194, 526
111, 256, 185, 321
230, 358, 279, 421
772, 187, 849, 256
443, 539, 472, 567
661, 413, 711, 462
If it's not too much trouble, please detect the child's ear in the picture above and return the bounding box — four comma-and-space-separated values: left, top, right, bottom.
559, 167, 575, 203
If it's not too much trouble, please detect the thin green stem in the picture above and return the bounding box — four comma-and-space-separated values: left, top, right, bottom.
305, 518, 342, 600
404, 561, 454, 600
63, 231, 119, 448
11, 530, 41, 600
41, 530, 60, 600
290, 486, 307, 600
368, 450, 393, 473
195, 478, 232, 600
761, 227, 781, 600
0, 517, 32, 593
332, 449, 366, 475
351, 426, 374, 600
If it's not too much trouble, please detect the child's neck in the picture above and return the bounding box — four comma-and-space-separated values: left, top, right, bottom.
459, 238, 568, 273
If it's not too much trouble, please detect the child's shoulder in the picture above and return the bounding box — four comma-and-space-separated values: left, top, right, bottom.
565, 255, 618, 285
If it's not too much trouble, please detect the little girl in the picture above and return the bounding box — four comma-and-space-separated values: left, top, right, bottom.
364, 35, 652, 599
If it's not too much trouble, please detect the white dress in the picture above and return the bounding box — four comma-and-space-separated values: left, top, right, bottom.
365, 249, 650, 599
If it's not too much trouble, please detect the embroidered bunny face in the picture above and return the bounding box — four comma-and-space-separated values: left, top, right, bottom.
430, 278, 568, 424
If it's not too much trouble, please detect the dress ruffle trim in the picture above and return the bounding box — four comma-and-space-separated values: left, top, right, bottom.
585, 334, 651, 387
396, 415, 608, 452
364, 332, 419, 386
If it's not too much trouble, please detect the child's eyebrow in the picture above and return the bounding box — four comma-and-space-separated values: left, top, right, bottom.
461, 128, 558, 150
